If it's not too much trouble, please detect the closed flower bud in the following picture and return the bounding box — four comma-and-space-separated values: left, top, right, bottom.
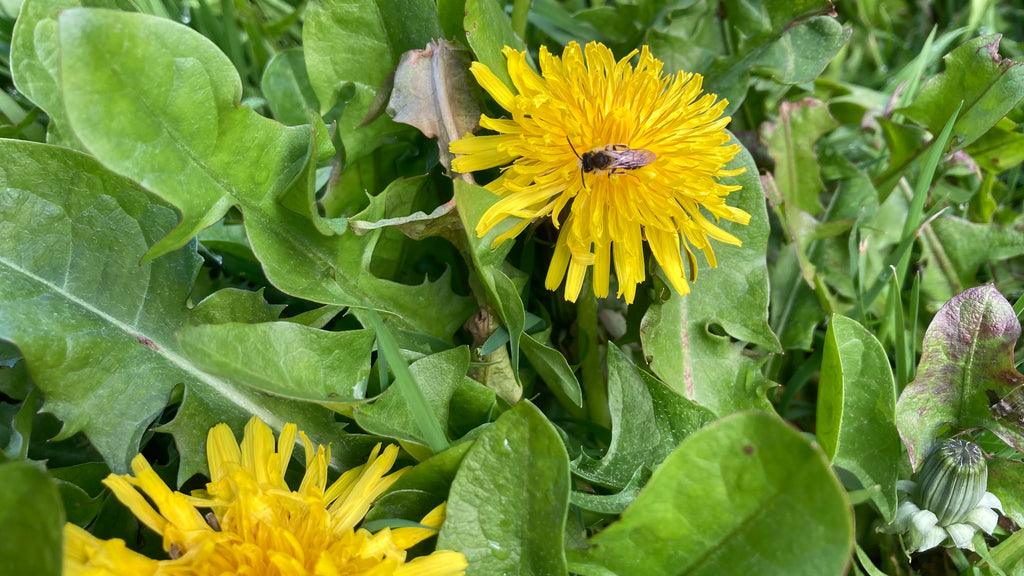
914, 438, 987, 526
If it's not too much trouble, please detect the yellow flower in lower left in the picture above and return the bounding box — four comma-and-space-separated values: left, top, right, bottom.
64, 416, 467, 576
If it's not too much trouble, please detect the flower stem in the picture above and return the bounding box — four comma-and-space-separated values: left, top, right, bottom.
578, 275, 609, 428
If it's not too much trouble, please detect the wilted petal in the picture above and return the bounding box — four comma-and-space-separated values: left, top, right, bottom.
978, 491, 1004, 514
908, 507, 939, 535
910, 523, 948, 553
895, 500, 924, 530
963, 505, 999, 534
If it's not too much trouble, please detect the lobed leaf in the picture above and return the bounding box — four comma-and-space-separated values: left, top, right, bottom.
649, 0, 844, 114
0, 140, 346, 478
902, 35, 1024, 150
56, 8, 472, 340
761, 98, 838, 217
9, 0, 127, 148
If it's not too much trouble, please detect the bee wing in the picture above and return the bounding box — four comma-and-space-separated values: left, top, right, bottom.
611, 148, 656, 169
634, 149, 657, 164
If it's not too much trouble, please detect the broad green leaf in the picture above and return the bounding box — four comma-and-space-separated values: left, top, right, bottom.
0, 461, 63, 576
989, 458, 1024, 527
9, 0, 127, 148
304, 0, 442, 163
902, 35, 1024, 150
817, 314, 900, 522
438, 401, 570, 576
454, 180, 518, 269
896, 285, 1024, 469
570, 411, 853, 576
640, 141, 779, 417
761, 98, 838, 216
983, 517, 1024, 576
463, 0, 525, 90
262, 48, 320, 126
365, 443, 475, 524
57, 8, 472, 341
572, 345, 715, 489
724, 0, 836, 45
644, 23, 717, 87
575, 5, 643, 49
454, 181, 525, 383
0, 140, 345, 478
355, 347, 496, 448
0, 0, 21, 17
361, 489, 440, 529
179, 324, 376, 405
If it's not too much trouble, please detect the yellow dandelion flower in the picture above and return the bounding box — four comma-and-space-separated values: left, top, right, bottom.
451, 41, 750, 303
63, 416, 468, 576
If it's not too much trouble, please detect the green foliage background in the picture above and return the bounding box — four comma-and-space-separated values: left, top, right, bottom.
2, 0, 1024, 575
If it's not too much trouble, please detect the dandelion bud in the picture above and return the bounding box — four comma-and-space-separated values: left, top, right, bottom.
914, 438, 987, 526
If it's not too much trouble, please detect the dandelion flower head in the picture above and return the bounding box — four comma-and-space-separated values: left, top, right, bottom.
64, 416, 468, 576
451, 41, 750, 303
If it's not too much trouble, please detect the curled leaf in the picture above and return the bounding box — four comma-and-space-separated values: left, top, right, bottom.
387, 40, 481, 171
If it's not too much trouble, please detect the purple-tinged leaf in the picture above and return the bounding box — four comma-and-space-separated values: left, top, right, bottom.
896, 285, 1024, 469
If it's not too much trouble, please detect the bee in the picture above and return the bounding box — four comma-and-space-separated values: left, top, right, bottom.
567, 139, 657, 186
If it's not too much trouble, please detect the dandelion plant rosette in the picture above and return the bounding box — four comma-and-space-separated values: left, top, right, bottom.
63, 417, 467, 576
450, 41, 750, 303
